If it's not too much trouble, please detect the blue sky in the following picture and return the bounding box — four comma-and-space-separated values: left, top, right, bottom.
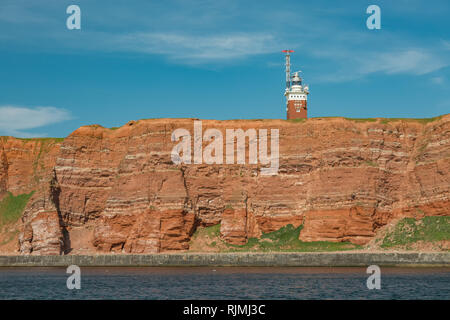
0, 0, 449, 137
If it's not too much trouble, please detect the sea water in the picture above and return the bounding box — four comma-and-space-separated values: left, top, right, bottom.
0, 267, 448, 300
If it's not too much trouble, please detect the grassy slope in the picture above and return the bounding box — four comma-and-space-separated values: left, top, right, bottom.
190, 224, 360, 252
0, 192, 34, 226
0, 136, 64, 143
191, 216, 450, 252
381, 216, 450, 249
0, 192, 34, 246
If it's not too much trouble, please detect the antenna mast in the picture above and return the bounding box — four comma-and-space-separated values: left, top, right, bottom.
282, 50, 294, 89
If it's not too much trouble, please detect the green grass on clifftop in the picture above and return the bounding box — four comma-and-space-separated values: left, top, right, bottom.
287, 118, 307, 123
344, 117, 378, 123
285, 115, 444, 124
16, 137, 65, 143
381, 216, 450, 248
0, 136, 64, 143
379, 115, 443, 124
0, 192, 34, 226
229, 224, 359, 252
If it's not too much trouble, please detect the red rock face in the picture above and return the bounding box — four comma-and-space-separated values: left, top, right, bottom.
0, 137, 63, 255
0, 137, 61, 196
1, 115, 449, 254
18, 188, 64, 255
19, 210, 63, 255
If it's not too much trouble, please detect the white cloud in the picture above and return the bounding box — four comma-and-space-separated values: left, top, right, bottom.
313, 48, 448, 83
0, 106, 71, 137
360, 50, 447, 75
1, 0, 448, 80
113, 32, 280, 62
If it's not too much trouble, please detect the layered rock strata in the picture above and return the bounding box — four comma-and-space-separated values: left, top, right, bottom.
0, 115, 448, 254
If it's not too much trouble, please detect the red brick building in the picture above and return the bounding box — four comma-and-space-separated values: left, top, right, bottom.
285, 71, 309, 120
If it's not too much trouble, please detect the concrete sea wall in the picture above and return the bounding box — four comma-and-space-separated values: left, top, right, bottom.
0, 252, 449, 267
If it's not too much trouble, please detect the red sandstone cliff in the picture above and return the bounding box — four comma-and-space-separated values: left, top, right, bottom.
0, 115, 448, 255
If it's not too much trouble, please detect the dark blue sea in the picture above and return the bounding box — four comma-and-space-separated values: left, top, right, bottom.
0, 267, 448, 299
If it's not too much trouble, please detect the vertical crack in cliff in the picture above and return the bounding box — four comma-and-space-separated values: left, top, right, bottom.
158, 218, 162, 253
180, 166, 191, 209
180, 166, 187, 189
409, 125, 430, 201
50, 168, 70, 254
180, 166, 198, 240
0, 145, 8, 195
244, 193, 249, 242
